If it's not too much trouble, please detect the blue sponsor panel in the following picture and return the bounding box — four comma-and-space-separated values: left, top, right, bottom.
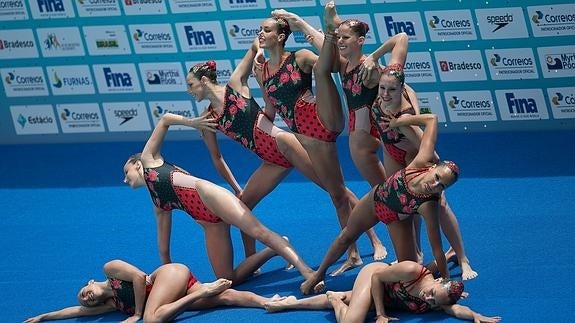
0, 0, 574, 144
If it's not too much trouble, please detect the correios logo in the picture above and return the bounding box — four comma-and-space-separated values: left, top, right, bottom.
60, 108, 70, 120
490, 54, 500, 66
229, 25, 239, 37
429, 16, 439, 28
551, 92, 575, 106
5, 72, 14, 84
552, 92, 564, 105
133, 29, 143, 41
153, 105, 191, 118
448, 96, 459, 108
531, 11, 543, 24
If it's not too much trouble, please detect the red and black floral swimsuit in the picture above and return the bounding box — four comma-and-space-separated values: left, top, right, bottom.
144, 161, 221, 223
108, 273, 198, 315
382, 265, 434, 313
373, 166, 439, 224
209, 85, 291, 168
341, 63, 379, 137
262, 52, 339, 142
372, 97, 416, 166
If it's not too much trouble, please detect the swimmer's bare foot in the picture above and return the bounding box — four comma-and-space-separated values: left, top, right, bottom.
324, 1, 339, 34
300, 273, 325, 295
460, 258, 478, 280
329, 256, 363, 276
200, 278, 232, 297
373, 243, 388, 261
264, 295, 297, 313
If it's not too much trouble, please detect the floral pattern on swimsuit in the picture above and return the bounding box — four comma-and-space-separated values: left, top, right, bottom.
263, 52, 313, 133
211, 85, 260, 151
382, 266, 433, 313
373, 167, 439, 224
108, 277, 151, 315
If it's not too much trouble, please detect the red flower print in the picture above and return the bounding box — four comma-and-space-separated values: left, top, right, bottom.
279, 72, 290, 83
393, 283, 401, 291
345, 80, 353, 90
268, 84, 277, 92
111, 279, 121, 289
236, 96, 246, 110
351, 83, 361, 95
224, 120, 232, 129
241, 137, 248, 146
290, 70, 301, 82
399, 193, 408, 205
281, 105, 287, 115
286, 63, 294, 72
229, 104, 238, 115
408, 302, 418, 311
147, 170, 158, 182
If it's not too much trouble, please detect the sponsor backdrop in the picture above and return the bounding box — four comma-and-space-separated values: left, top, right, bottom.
1, 0, 574, 144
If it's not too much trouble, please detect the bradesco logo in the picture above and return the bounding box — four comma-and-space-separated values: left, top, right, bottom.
434, 50, 486, 82
1, 67, 48, 97
495, 89, 549, 121
10, 105, 59, 135
121, 0, 167, 16
0, 29, 38, 59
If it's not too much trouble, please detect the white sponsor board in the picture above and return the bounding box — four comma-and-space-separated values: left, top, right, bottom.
56, 103, 105, 133
102, 102, 152, 132
10, 105, 59, 135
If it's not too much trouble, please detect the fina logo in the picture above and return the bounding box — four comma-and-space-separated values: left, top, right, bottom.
384, 16, 416, 37
37, 0, 65, 13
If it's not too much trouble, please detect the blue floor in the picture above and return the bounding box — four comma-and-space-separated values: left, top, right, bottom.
2, 130, 575, 322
